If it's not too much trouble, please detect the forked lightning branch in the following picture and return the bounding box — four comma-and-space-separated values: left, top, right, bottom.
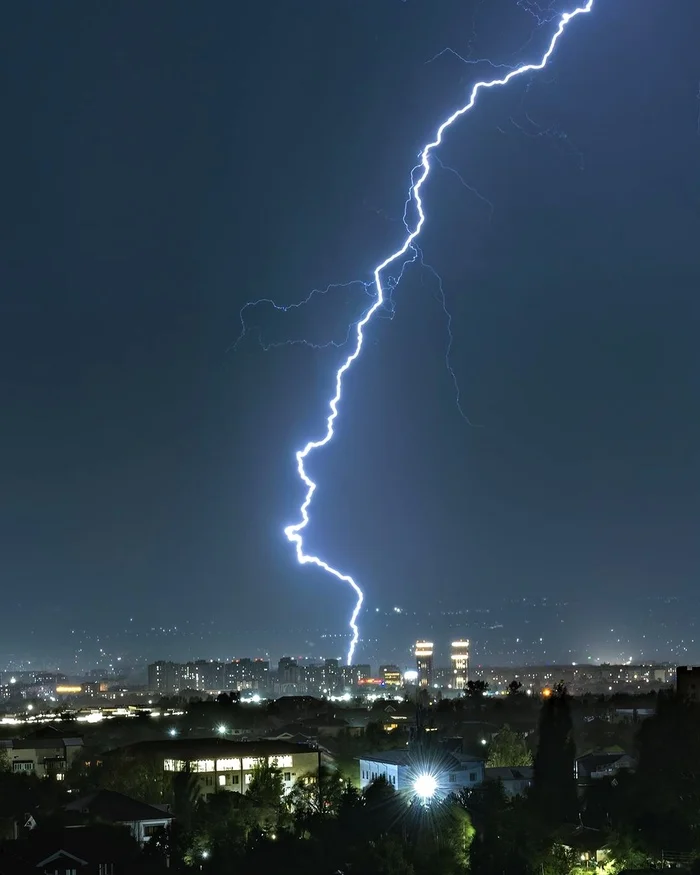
242, 2, 596, 664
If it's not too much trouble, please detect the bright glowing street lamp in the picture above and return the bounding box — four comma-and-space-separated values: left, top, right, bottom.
413, 773, 438, 802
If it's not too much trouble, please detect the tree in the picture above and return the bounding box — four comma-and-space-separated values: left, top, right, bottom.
96, 752, 166, 804
508, 680, 523, 696
486, 724, 533, 768
348, 834, 416, 875
532, 684, 578, 825
605, 828, 653, 873
247, 760, 284, 809
287, 766, 351, 837
246, 759, 284, 832
465, 779, 524, 875
632, 692, 700, 855
188, 789, 256, 867
412, 801, 473, 875
172, 769, 201, 831
465, 680, 489, 698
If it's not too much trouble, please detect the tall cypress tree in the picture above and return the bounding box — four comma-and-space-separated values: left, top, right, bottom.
532, 684, 578, 825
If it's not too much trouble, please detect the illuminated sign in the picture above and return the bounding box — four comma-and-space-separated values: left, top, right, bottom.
56, 686, 82, 694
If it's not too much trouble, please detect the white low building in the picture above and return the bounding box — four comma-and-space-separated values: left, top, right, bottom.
484, 766, 534, 797
359, 749, 484, 795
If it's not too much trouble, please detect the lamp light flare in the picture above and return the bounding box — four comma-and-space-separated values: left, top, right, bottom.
414, 773, 438, 801
282, 1, 594, 665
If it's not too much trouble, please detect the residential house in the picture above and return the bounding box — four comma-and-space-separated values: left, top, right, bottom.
484, 766, 534, 797
64, 790, 172, 846
0, 823, 156, 875
359, 749, 484, 794
0, 728, 83, 779
576, 752, 636, 781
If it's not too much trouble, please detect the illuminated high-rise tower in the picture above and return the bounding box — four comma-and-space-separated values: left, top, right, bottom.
415, 640, 434, 688
450, 640, 470, 690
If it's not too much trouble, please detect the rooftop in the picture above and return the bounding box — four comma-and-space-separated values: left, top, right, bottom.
65, 789, 173, 824
359, 749, 484, 770
485, 766, 534, 780
115, 737, 320, 760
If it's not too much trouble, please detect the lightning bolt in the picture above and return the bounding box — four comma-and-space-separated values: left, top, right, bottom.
251, 1, 595, 665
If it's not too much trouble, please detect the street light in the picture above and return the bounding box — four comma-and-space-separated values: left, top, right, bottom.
413, 773, 438, 802
216, 724, 227, 735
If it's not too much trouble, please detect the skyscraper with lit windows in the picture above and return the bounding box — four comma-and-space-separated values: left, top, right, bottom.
415, 641, 434, 687
450, 639, 470, 690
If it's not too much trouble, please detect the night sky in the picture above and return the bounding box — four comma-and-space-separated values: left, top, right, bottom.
3, 1, 700, 668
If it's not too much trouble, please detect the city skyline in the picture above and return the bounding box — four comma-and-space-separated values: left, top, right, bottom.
0, 591, 696, 674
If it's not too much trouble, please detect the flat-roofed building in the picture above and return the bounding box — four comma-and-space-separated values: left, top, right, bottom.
415, 641, 434, 688
450, 640, 470, 690
380, 665, 401, 687
113, 738, 327, 798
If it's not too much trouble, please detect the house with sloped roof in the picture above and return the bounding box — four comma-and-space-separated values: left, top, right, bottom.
0, 728, 83, 779
575, 752, 636, 781
0, 823, 157, 875
485, 766, 534, 797
64, 789, 172, 846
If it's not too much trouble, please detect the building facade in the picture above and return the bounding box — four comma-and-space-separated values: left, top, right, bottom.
359, 749, 484, 794
148, 658, 271, 695
450, 640, 470, 690
676, 665, 700, 701
415, 641, 434, 688
1, 732, 83, 779
380, 665, 401, 687
117, 738, 325, 799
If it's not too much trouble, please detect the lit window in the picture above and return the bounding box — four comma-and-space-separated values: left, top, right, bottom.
245, 773, 253, 784
242, 757, 263, 770
192, 760, 215, 773
218, 775, 226, 787
269, 755, 293, 768
56, 773, 64, 781
216, 758, 241, 771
